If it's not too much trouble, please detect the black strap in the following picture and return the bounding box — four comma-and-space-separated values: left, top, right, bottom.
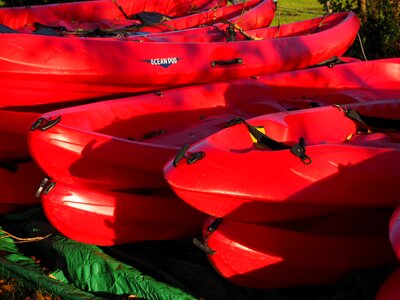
132, 11, 171, 26
346, 109, 400, 130
228, 118, 291, 150
228, 118, 311, 164
0, 24, 18, 33
312, 56, 345, 68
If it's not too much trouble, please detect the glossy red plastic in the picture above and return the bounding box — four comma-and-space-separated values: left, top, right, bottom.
0, 0, 226, 32
40, 180, 207, 246
0, 12, 358, 106
165, 100, 400, 222
0, 160, 45, 214
203, 211, 396, 288
28, 59, 400, 192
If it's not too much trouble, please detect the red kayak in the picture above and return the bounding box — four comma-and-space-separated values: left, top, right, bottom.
201, 211, 396, 288
3, 60, 399, 215
39, 180, 207, 246
389, 206, 400, 260
164, 100, 400, 222
131, 0, 275, 42
0, 0, 227, 33
375, 267, 400, 300
0, 160, 45, 214
28, 59, 400, 192
0, 110, 41, 159
0, 12, 358, 107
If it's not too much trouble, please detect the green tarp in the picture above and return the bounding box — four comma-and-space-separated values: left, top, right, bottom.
0, 208, 194, 300
0, 208, 397, 300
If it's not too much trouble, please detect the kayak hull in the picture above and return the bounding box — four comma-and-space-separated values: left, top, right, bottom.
203, 212, 396, 289
40, 180, 207, 246
0, 12, 359, 107
164, 100, 400, 222
28, 59, 400, 194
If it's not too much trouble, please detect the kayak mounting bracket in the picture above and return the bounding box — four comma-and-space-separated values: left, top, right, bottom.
31, 116, 61, 131
173, 144, 205, 167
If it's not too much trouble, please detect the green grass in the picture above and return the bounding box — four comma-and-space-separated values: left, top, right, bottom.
271, 0, 325, 25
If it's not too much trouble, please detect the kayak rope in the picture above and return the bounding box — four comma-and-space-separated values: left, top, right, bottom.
0, 228, 52, 244
357, 32, 368, 61
308, 13, 330, 34
227, 118, 312, 165
112, 0, 130, 20
232, 0, 251, 28
221, 20, 262, 40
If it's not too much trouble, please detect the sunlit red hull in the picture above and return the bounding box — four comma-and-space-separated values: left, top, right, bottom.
0, 12, 358, 107
165, 100, 400, 222
40, 180, 207, 246
202, 212, 396, 288
0, 160, 45, 214
28, 60, 400, 193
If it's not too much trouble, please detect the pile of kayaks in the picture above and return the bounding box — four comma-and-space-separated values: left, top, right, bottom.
1, 0, 400, 294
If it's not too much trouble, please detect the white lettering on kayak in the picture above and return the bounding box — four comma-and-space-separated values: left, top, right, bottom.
142, 57, 182, 68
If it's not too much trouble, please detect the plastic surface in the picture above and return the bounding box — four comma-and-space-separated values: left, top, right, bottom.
28, 59, 400, 192
39, 180, 207, 245
203, 210, 396, 288
0, 0, 224, 32
0, 12, 358, 106
0, 160, 45, 214
164, 100, 400, 222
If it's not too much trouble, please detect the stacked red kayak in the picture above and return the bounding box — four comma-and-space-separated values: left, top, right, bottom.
163, 99, 400, 288
0, 10, 360, 106
164, 99, 400, 222
27, 59, 400, 246
0, 0, 274, 214
1, 0, 399, 293
0, 0, 229, 33
201, 210, 396, 288
29, 59, 400, 191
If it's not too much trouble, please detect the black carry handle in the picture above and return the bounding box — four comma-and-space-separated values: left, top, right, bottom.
211, 58, 242, 67
31, 116, 61, 131
173, 144, 190, 167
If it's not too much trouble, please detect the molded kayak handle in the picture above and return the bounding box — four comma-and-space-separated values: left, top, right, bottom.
31, 116, 61, 131
173, 144, 190, 167
211, 58, 242, 67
